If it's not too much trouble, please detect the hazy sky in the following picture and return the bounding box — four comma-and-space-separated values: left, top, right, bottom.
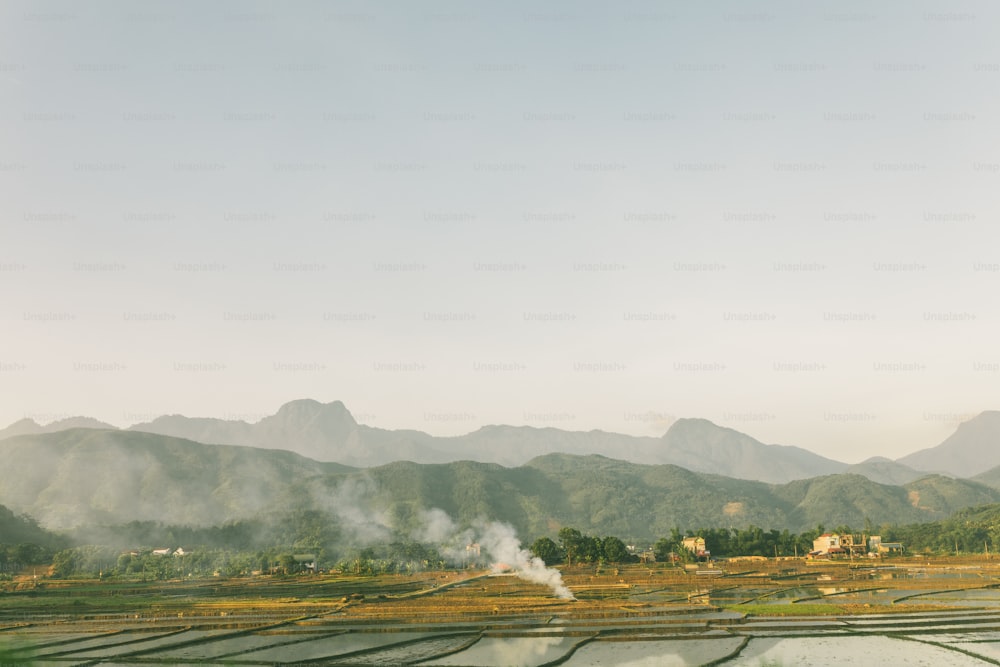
2, 1, 998, 463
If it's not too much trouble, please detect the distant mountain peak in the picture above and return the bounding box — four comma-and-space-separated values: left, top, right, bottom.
956, 411, 1000, 429
660, 416, 847, 483
270, 398, 357, 426
0, 416, 115, 441
668, 417, 718, 428
276, 397, 328, 410
7, 417, 40, 429
662, 417, 756, 442
897, 411, 1000, 478
48, 416, 117, 430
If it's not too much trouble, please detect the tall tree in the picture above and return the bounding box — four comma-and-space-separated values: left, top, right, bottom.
653, 537, 673, 563
602, 536, 629, 563
558, 527, 583, 566
530, 537, 563, 565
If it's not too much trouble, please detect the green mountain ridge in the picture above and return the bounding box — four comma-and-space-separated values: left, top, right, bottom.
3, 430, 998, 542
0, 505, 62, 549
0, 429, 354, 531
844, 457, 927, 485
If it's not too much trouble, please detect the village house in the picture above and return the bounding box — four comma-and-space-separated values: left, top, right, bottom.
838, 534, 868, 557
681, 536, 710, 560
869, 536, 903, 556
812, 534, 903, 558
810, 533, 844, 557
293, 554, 318, 572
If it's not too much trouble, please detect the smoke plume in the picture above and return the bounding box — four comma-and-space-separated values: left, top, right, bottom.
317, 483, 574, 599
413, 509, 573, 600
476, 521, 574, 600
413, 507, 458, 544
322, 475, 393, 545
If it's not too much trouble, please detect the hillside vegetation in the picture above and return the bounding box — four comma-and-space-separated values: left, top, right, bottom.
0, 429, 353, 530
3, 430, 998, 542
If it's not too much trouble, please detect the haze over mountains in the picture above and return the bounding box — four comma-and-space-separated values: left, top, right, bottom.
0, 399, 998, 541
897, 411, 1000, 479
3, 426, 1000, 540
123, 400, 999, 480
0, 416, 118, 439
3, 400, 998, 484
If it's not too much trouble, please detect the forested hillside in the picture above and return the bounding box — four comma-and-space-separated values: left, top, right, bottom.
4, 430, 1000, 543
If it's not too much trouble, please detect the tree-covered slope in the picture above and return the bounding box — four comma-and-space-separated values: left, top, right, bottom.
3, 432, 999, 542
0, 504, 62, 548
0, 429, 354, 530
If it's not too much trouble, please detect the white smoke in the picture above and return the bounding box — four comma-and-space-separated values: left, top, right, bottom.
326, 476, 392, 544
412, 510, 573, 600
476, 521, 574, 600
319, 487, 574, 600
414, 507, 458, 544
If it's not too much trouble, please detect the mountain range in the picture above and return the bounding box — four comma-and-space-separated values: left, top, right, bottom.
0, 428, 1000, 539
3, 400, 1000, 541
4, 400, 996, 484
0, 415, 117, 438
4, 427, 1000, 541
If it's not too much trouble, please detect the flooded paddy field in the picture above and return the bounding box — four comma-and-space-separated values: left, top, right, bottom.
7, 559, 1000, 664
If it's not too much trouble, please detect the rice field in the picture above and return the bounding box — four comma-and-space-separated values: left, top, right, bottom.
6, 558, 1000, 664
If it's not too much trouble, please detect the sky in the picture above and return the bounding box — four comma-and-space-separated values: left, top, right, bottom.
2, 0, 998, 463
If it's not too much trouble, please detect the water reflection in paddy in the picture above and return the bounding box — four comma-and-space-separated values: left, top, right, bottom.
566, 637, 746, 666
238, 631, 437, 662
16, 562, 1000, 665
768, 586, 827, 599
708, 589, 770, 605
336, 634, 480, 665
812, 588, 911, 605
153, 630, 336, 659
51, 629, 220, 659
912, 634, 1000, 662
731, 635, 992, 666
420, 636, 576, 666
898, 588, 1000, 607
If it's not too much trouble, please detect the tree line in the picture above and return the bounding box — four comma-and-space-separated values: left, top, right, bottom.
524, 514, 1000, 566
26, 502, 1000, 579
0, 543, 54, 577
0, 522, 910, 580
524, 525, 842, 566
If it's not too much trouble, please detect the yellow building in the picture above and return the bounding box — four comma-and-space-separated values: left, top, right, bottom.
682, 536, 709, 559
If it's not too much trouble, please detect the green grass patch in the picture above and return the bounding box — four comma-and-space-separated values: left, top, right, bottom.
0, 635, 36, 665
